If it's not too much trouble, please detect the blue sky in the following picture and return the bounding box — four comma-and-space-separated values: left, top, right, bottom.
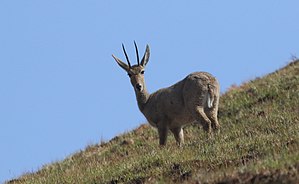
0, 1, 298, 182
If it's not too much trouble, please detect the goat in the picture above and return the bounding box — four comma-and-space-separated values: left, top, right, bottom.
112, 42, 220, 146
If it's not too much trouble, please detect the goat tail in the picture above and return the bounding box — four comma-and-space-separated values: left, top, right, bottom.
207, 84, 214, 108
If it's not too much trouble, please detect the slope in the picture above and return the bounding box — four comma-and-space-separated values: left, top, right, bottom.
7, 60, 299, 184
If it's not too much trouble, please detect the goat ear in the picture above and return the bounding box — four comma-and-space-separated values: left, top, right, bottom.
140, 45, 150, 67
112, 55, 130, 72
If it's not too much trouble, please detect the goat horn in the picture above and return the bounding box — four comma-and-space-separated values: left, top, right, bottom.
122, 43, 131, 68
134, 41, 140, 66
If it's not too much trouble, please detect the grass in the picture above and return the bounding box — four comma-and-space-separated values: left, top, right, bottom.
7, 60, 299, 184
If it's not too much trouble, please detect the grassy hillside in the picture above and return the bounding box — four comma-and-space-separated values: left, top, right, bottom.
8, 60, 299, 184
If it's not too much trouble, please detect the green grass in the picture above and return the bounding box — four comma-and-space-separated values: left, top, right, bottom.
7, 60, 299, 184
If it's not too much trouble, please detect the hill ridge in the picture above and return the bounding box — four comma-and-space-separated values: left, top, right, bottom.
8, 60, 299, 184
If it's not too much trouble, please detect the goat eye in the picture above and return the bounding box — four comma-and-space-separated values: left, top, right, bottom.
141, 71, 145, 74
128, 73, 132, 77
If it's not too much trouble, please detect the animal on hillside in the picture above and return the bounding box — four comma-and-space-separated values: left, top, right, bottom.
112, 42, 220, 146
